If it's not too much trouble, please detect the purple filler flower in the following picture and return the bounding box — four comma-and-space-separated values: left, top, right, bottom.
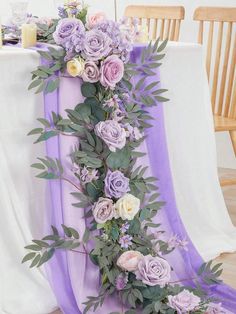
120, 222, 129, 233
115, 273, 128, 291
119, 234, 133, 249
95, 120, 126, 152
82, 29, 112, 61
53, 18, 85, 47
135, 255, 171, 287
168, 290, 201, 314
105, 170, 130, 199
100, 55, 124, 89
80, 167, 99, 185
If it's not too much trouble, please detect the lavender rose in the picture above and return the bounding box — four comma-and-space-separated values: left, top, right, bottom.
92, 197, 115, 224
95, 120, 126, 152
82, 29, 112, 61
206, 303, 226, 314
105, 170, 130, 199
100, 55, 124, 89
82, 61, 100, 83
53, 18, 85, 46
168, 290, 201, 313
135, 255, 171, 287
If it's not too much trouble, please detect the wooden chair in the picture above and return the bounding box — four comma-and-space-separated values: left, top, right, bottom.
194, 7, 236, 186
124, 5, 185, 41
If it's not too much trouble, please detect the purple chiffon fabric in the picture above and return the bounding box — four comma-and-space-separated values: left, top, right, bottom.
43, 45, 236, 313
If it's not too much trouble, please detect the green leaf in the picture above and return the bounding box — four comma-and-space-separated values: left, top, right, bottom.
45, 78, 60, 94
22, 252, 36, 263
106, 147, 131, 170
30, 254, 41, 268
28, 79, 42, 90
83, 228, 90, 243
31, 163, 45, 170
157, 38, 168, 52
27, 128, 43, 136
24, 244, 42, 251
32, 240, 49, 248
37, 249, 55, 267
35, 131, 58, 143
37, 118, 51, 127
81, 82, 96, 98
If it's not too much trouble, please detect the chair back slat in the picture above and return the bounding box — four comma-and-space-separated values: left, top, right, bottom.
125, 5, 185, 41
206, 21, 214, 79
218, 22, 233, 115
212, 21, 223, 113
194, 7, 236, 118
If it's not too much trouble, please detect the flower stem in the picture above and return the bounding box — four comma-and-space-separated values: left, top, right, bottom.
62, 177, 82, 192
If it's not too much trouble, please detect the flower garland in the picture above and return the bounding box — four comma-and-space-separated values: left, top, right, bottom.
23, 2, 226, 314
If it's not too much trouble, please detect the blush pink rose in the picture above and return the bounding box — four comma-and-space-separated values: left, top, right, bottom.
117, 251, 144, 272
87, 12, 107, 28
100, 55, 124, 89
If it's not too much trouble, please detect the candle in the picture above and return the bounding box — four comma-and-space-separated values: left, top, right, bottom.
21, 23, 37, 48
0, 19, 2, 49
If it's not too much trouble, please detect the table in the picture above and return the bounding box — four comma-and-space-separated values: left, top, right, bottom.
1, 42, 236, 313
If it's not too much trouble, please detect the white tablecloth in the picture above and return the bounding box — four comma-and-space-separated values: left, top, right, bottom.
0, 43, 235, 313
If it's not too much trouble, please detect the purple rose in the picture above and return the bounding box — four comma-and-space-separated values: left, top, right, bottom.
92, 197, 115, 224
95, 120, 126, 152
82, 61, 100, 83
206, 303, 226, 314
105, 170, 130, 199
100, 55, 124, 89
53, 18, 85, 46
168, 290, 201, 313
135, 255, 171, 287
82, 29, 112, 61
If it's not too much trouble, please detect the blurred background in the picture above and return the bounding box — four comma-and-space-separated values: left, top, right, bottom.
1, 0, 236, 169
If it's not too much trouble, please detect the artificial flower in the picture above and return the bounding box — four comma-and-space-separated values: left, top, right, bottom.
67, 57, 85, 77
92, 197, 115, 224
104, 170, 130, 199
117, 250, 144, 272
115, 193, 140, 221
135, 255, 171, 287
95, 120, 126, 152
100, 55, 124, 89
168, 289, 201, 313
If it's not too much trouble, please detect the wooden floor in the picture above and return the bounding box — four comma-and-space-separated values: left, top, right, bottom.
215, 183, 236, 289
50, 175, 236, 314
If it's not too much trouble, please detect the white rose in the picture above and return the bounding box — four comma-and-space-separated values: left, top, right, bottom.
67, 57, 85, 77
115, 193, 140, 220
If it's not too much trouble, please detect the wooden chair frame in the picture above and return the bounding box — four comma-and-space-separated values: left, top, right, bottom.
125, 5, 185, 41
194, 7, 236, 185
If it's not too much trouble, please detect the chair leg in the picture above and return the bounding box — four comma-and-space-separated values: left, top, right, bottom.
229, 130, 236, 157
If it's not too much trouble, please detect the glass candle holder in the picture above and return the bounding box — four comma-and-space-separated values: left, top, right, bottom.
10, 2, 28, 27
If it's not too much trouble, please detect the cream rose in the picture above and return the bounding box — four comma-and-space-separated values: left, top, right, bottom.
117, 250, 144, 272
115, 193, 140, 220
67, 57, 85, 77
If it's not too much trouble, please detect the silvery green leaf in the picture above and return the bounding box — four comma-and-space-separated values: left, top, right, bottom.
157, 38, 168, 52
30, 254, 41, 268
28, 79, 42, 90
31, 163, 45, 170
25, 244, 41, 251
45, 78, 60, 94
35, 131, 58, 143
37, 118, 50, 127
27, 128, 43, 136
22, 252, 36, 264
37, 249, 55, 267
